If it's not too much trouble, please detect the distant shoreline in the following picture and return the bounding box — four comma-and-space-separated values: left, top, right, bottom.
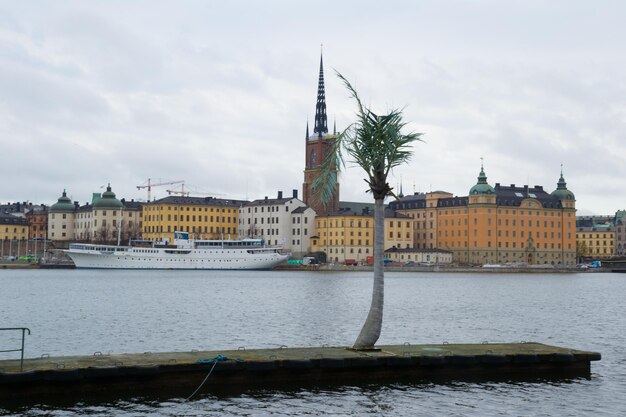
0, 262, 604, 273
276, 264, 601, 273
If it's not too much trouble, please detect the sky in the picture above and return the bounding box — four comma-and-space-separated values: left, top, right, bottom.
1, 1, 625, 215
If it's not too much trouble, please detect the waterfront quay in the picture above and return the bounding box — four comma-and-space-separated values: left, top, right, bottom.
0, 342, 600, 399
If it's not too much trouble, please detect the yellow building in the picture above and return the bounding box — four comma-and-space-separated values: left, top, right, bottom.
576, 228, 615, 257
142, 196, 244, 242
576, 221, 615, 258
310, 205, 413, 263
1, 214, 28, 241
390, 166, 577, 266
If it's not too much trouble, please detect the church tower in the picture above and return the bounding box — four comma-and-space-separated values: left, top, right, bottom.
302, 51, 339, 216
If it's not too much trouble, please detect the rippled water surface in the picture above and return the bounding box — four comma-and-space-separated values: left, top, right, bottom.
1, 270, 624, 416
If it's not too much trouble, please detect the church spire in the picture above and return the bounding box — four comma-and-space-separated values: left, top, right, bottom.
313, 49, 328, 137
305, 120, 309, 140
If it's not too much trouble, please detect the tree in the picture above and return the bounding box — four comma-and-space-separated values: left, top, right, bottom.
314, 72, 423, 349
576, 240, 589, 263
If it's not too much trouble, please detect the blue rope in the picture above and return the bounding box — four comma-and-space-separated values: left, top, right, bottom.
197, 354, 229, 364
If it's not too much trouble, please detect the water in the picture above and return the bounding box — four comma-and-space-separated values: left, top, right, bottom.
1, 270, 624, 416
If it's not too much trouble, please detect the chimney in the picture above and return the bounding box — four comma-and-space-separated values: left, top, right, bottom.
264, 196, 268, 201
277, 191, 283, 199
292, 189, 298, 199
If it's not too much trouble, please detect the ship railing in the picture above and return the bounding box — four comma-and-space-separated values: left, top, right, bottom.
0, 327, 30, 372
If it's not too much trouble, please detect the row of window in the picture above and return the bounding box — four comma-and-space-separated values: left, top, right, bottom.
318, 239, 371, 246
318, 220, 371, 228
405, 209, 574, 218
243, 205, 291, 213
145, 215, 233, 223
146, 206, 235, 213
321, 230, 370, 237
145, 226, 232, 234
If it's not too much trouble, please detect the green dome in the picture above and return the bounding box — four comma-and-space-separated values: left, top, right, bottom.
93, 184, 123, 209
469, 166, 495, 195
49, 190, 75, 213
551, 172, 575, 200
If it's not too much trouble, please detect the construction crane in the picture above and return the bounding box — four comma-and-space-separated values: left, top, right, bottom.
137, 179, 184, 201
166, 186, 226, 198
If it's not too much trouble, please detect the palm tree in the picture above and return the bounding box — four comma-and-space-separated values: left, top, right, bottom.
314, 72, 423, 349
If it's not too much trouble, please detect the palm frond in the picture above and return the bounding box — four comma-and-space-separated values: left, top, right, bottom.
313, 71, 424, 204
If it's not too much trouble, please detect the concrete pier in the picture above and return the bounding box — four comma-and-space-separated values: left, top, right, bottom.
0, 342, 600, 399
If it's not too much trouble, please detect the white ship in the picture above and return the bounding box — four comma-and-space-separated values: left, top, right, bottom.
65, 231, 289, 270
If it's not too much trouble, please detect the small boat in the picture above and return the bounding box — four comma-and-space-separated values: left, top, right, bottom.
65, 232, 289, 270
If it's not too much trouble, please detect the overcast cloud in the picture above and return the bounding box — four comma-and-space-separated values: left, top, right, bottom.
1, 0, 624, 215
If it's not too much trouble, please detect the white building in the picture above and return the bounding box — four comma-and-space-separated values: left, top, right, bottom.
49, 186, 143, 243
48, 190, 76, 241
238, 190, 316, 258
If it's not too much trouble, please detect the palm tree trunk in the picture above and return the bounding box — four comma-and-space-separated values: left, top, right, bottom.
353, 197, 385, 349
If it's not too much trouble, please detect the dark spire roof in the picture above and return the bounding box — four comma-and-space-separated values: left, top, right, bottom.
305, 120, 310, 140
313, 51, 328, 137
557, 165, 567, 190
333, 118, 336, 135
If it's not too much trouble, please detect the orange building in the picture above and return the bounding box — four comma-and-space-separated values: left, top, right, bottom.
25, 206, 48, 239
390, 166, 577, 266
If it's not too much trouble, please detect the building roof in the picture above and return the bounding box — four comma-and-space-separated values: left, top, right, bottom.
551, 171, 575, 201
291, 206, 310, 214
93, 185, 123, 209
320, 205, 410, 219
576, 215, 614, 228
121, 200, 145, 211
339, 201, 375, 212
493, 184, 564, 209
245, 197, 294, 207
150, 195, 246, 208
0, 202, 45, 215
392, 183, 565, 210
389, 193, 428, 210
385, 247, 452, 254
49, 190, 76, 213
469, 165, 495, 195
576, 225, 615, 232
313, 51, 328, 138
0, 213, 27, 225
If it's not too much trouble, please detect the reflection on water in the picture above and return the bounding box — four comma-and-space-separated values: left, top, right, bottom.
1, 270, 624, 416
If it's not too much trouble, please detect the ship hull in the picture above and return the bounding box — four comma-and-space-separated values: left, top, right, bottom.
65, 247, 289, 270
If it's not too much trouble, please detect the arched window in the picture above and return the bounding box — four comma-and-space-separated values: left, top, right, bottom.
310, 149, 317, 168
